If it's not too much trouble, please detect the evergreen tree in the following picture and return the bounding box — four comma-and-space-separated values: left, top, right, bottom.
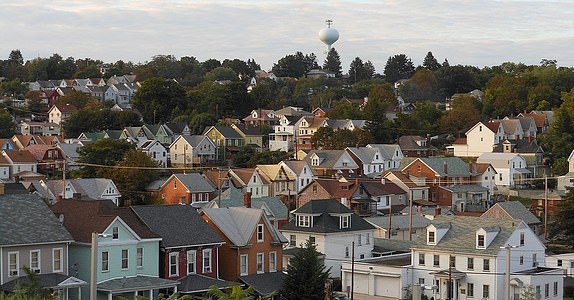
423, 51, 441, 71
323, 48, 342, 77
551, 187, 574, 248
383, 54, 415, 83
348, 57, 375, 84
282, 239, 330, 300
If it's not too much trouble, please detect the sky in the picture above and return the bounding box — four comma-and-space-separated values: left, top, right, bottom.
2, 0, 574, 73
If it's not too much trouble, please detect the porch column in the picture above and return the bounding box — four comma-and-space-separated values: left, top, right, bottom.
78, 287, 81, 300
134, 291, 137, 300
108, 292, 113, 300
149, 289, 154, 300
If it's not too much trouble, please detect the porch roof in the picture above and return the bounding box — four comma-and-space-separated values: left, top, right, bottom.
97, 276, 178, 294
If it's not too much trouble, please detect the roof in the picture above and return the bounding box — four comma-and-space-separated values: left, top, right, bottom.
69, 178, 117, 200
97, 275, 178, 293
229, 168, 257, 185
172, 173, 215, 193
178, 135, 208, 148
398, 136, 431, 150
57, 143, 81, 159
202, 207, 287, 247
273, 106, 312, 117
280, 160, 315, 176
232, 123, 264, 136
522, 112, 548, 127
24, 144, 58, 160
205, 126, 243, 139
492, 139, 542, 154
412, 215, 524, 255
382, 170, 422, 189
305, 150, 350, 169
1, 273, 86, 292
132, 205, 224, 248
366, 214, 431, 230
50, 199, 159, 243
416, 157, 470, 177
477, 152, 523, 168
482, 201, 541, 225
239, 272, 285, 296
373, 238, 414, 253
178, 274, 239, 293
498, 119, 521, 135
281, 199, 376, 233
3, 150, 37, 163
484, 121, 501, 133
439, 184, 489, 193
0, 194, 73, 246
211, 186, 288, 220
52, 103, 77, 113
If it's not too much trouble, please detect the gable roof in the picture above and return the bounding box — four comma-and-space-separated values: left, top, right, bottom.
171, 173, 215, 192
305, 150, 356, 169
211, 186, 288, 220
281, 199, 376, 233
174, 135, 208, 148
280, 160, 316, 176
205, 126, 243, 139
24, 144, 59, 160
202, 207, 287, 246
412, 157, 470, 177
69, 178, 117, 200
481, 201, 541, 225
132, 205, 224, 248
484, 121, 501, 133
232, 123, 264, 136
3, 150, 37, 163
477, 152, 523, 168
366, 214, 431, 230
0, 194, 73, 246
51, 103, 77, 114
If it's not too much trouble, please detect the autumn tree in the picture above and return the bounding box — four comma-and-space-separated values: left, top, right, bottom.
439, 94, 481, 136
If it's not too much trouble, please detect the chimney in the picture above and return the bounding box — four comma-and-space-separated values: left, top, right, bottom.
341, 197, 348, 207
72, 193, 81, 201
443, 161, 448, 175
0, 182, 4, 195
56, 195, 63, 202
528, 135, 532, 143
243, 192, 252, 208
435, 207, 441, 216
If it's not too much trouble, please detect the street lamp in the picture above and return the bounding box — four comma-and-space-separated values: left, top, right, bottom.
500, 244, 519, 300
90, 232, 110, 300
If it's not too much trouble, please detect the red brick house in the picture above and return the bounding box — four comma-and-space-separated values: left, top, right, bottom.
157, 173, 216, 206
24, 144, 65, 175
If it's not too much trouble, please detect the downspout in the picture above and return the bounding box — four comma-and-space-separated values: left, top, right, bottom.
216, 247, 220, 279
0, 247, 3, 285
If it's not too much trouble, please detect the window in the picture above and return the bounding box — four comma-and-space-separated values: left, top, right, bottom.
173, 181, 177, 189
558, 260, 563, 267
112, 227, 119, 239
137, 248, 143, 268
450, 256, 455, 268
554, 282, 558, 296
545, 283, 549, 298
467, 257, 474, 270
482, 285, 489, 298
290, 235, 296, 247
357, 234, 362, 246
298, 215, 311, 227
366, 233, 370, 245
53, 248, 63, 272
256, 253, 264, 274
121, 249, 129, 269
102, 251, 109, 272
433, 255, 440, 267
418, 278, 425, 285
483, 259, 490, 272
520, 232, 525, 246
257, 224, 264, 242
240, 254, 248, 275
253, 176, 257, 183
345, 247, 349, 258
467, 283, 474, 297
428, 231, 435, 244
309, 236, 316, 245
520, 256, 524, 265
8, 252, 19, 276
269, 252, 277, 272
30, 250, 40, 273
419, 253, 425, 265
187, 250, 196, 274
169, 252, 179, 277
533, 253, 537, 267
477, 234, 485, 248
203, 249, 212, 273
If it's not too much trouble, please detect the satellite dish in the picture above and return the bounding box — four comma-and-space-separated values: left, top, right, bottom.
319, 19, 339, 52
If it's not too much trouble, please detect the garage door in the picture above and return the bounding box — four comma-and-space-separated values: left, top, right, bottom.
375, 276, 401, 298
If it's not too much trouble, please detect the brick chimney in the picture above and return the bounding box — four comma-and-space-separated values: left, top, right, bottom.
435, 206, 441, 216
0, 182, 4, 195
243, 192, 252, 208
443, 161, 448, 175
528, 135, 532, 143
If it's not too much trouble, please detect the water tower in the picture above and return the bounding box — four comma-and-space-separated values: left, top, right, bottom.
319, 19, 339, 53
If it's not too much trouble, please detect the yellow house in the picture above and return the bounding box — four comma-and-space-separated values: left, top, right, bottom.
230, 123, 265, 151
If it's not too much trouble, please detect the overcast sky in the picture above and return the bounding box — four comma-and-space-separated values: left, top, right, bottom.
3, 0, 574, 73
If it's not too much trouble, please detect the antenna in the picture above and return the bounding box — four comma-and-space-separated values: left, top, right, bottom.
325, 19, 333, 28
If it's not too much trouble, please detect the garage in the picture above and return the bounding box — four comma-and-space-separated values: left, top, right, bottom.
375, 275, 401, 298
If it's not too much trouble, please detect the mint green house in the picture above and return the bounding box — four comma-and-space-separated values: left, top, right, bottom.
52, 200, 178, 300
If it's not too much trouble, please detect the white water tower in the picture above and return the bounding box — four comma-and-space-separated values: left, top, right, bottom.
319, 19, 339, 53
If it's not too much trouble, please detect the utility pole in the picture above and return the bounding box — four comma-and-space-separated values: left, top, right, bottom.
447, 255, 452, 300
409, 194, 413, 241
388, 205, 392, 238
544, 174, 548, 239
90, 232, 97, 300
501, 244, 518, 300
350, 241, 355, 300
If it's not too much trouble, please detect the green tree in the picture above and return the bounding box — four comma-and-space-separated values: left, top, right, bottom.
232, 146, 257, 167
207, 284, 272, 300
13, 267, 52, 299
383, 54, 415, 83
204, 67, 238, 82
76, 139, 135, 178
202, 58, 222, 73
439, 94, 481, 136
323, 48, 342, 77
132, 77, 187, 123
422, 51, 441, 71
348, 57, 375, 84
311, 127, 335, 150
282, 239, 330, 300
56, 90, 99, 110
0, 110, 16, 138
550, 187, 574, 248
272, 52, 318, 78
399, 68, 439, 101
435, 65, 481, 99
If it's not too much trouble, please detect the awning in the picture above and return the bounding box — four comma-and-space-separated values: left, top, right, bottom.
430, 269, 466, 280
1, 273, 87, 292
98, 276, 178, 294
515, 168, 532, 174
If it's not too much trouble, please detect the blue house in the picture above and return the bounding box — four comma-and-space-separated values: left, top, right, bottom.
51, 200, 178, 300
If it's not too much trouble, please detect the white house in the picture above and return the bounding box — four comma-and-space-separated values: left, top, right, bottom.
557, 149, 574, 191
472, 163, 498, 196
47, 103, 77, 125
447, 121, 504, 157
477, 152, 530, 188
410, 215, 562, 300
169, 135, 216, 167
280, 199, 376, 278
305, 150, 360, 177
228, 168, 270, 198
138, 140, 167, 167
278, 160, 315, 192
268, 115, 298, 151
546, 253, 574, 277
345, 144, 404, 176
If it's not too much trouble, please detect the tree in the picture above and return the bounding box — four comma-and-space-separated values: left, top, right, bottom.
57, 89, 98, 110
202, 58, 222, 73
13, 267, 51, 299
551, 187, 574, 248
8, 49, 24, 65
518, 285, 536, 300
204, 67, 238, 82
422, 51, 441, 71
323, 48, 342, 77
76, 139, 135, 178
100, 149, 160, 204
383, 54, 415, 83
282, 239, 330, 300
207, 284, 273, 300
439, 95, 481, 136
272, 52, 318, 78
132, 77, 187, 123
399, 68, 439, 101
0, 110, 16, 138
348, 57, 375, 84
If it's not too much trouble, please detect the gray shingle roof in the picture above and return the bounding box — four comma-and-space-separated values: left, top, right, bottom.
281, 199, 376, 233
0, 194, 73, 246
211, 186, 288, 220
178, 274, 239, 293
1, 273, 86, 292
173, 173, 216, 193
132, 205, 224, 248
440, 184, 489, 193
419, 157, 470, 177
240, 272, 285, 296
97, 275, 178, 293
366, 215, 431, 230
483, 201, 541, 225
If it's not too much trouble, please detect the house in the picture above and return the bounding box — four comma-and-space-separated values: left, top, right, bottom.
42, 178, 121, 205
201, 207, 288, 281
48, 103, 77, 125
518, 111, 550, 134
294, 116, 327, 150
497, 118, 525, 141
231, 123, 266, 151
0, 138, 16, 151
477, 152, 530, 189
470, 162, 498, 197
24, 144, 65, 176
398, 135, 437, 158
11, 135, 37, 150
493, 138, 545, 177
157, 173, 216, 206
304, 149, 359, 177
228, 168, 270, 198
280, 199, 376, 278
0, 155, 11, 180
558, 148, 574, 191
203, 126, 244, 160
516, 116, 537, 139
131, 205, 237, 295
409, 215, 562, 300
119, 126, 152, 144
169, 135, 216, 167
242, 109, 278, 126
256, 164, 296, 197
447, 121, 504, 157
19, 121, 61, 136
138, 140, 167, 167
273, 106, 313, 118
268, 115, 299, 152
381, 170, 430, 203
481, 201, 543, 235
2, 149, 38, 179
437, 184, 490, 212
57, 143, 82, 170
278, 160, 316, 193
0, 193, 86, 298
401, 157, 472, 204
545, 253, 574, 277
51, 200, 179, 300
366, 214, 430, 240
346, 144, 404, 176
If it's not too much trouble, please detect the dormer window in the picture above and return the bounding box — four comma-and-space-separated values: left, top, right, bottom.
312, 158, 319, 166
428, 231, 435, 244
297, 215, 311, 227
340, 215, 350, 229
477, 234, 485, 248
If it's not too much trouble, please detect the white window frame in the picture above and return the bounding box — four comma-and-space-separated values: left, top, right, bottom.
8, 251, 19, 277
240, 254, 248, 276
297, 215, 311, 227
112, 227, 119, 240
53, 248, 63, 273
256, 252, 264, 274
269, 252, 277, 272
202, 249, 212, 273
169, 252, 179, 277
257, 224, 264, 243
187, 250, 196, 274
101, 251, 109, 272
121, 249, 129, 270
30, 250, 41, 273
340, 215, 350, 229
136, 247, 143, 268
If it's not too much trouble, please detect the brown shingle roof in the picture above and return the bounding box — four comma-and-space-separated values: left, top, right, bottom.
484, 121, 500, 133
24, 144, 57, 160
3, 150, 37, 163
